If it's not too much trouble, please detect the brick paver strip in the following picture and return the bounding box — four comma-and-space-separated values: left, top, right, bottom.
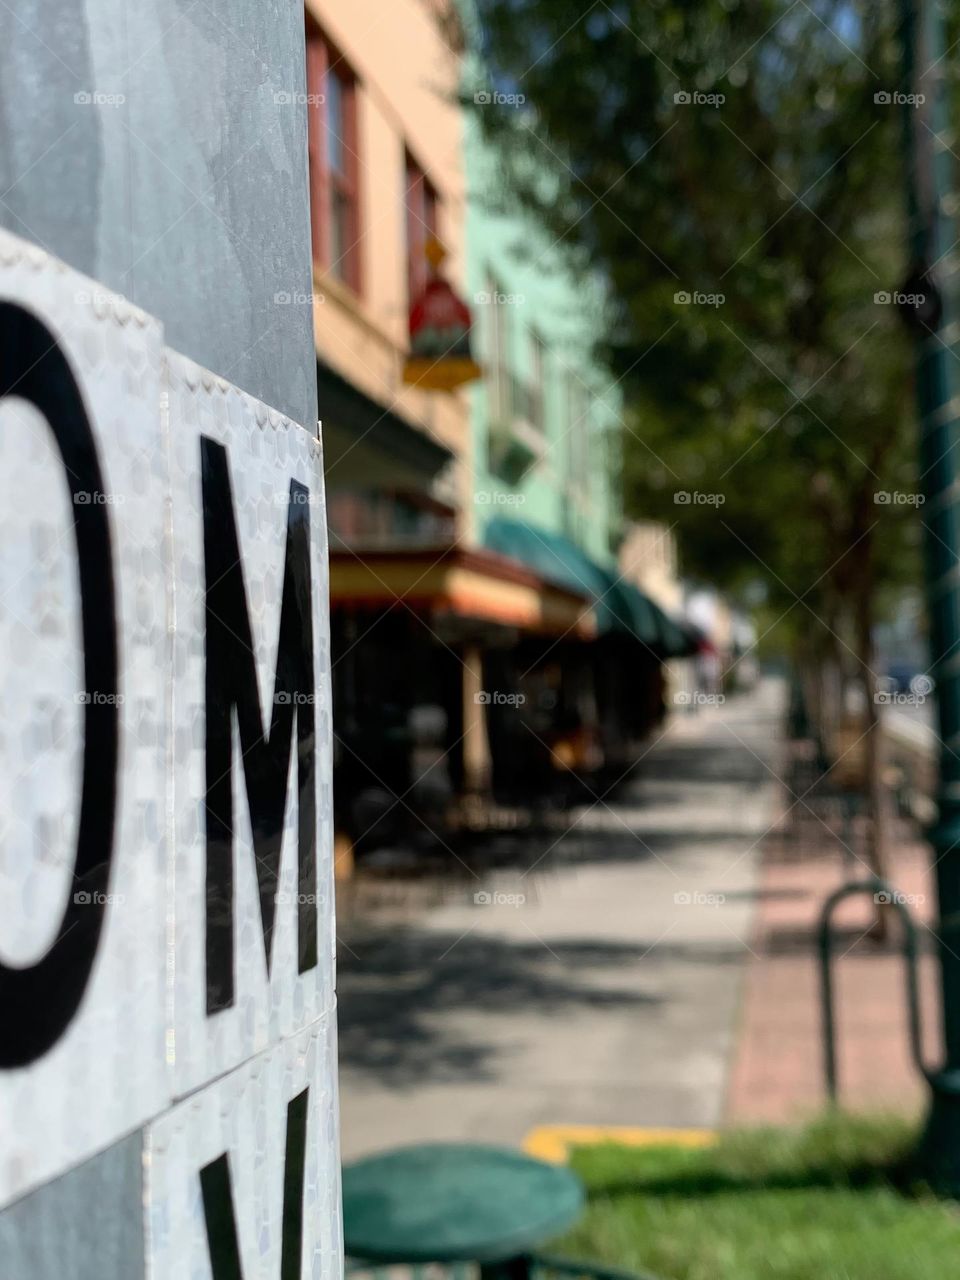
726, 804, 941, 1124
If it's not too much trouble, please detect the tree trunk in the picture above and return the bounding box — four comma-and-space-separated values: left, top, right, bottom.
854, 583, 891, 940
820, 632, 843, 756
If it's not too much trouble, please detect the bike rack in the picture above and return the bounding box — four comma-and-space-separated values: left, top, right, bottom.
818, 877, 931, 1101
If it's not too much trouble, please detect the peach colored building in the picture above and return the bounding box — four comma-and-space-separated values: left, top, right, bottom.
304, 0, 472, 525
619, 520, 684, 615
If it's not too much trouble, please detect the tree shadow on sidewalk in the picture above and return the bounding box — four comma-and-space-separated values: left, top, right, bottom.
624, 738, 773, 790
338, 929, 747, 1087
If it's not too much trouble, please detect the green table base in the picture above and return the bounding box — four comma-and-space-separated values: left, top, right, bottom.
342, 1143, 585, 1266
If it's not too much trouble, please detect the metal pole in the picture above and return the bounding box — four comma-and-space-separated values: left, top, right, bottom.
900, 0, 960, 1190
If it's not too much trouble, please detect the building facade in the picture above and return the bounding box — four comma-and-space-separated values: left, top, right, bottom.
465, 133, 624, 568
462, 104, 700, 794
305, 0, 468, 522
306, 0, 695, 857
620, 522, 684, 616
307, 0, 599, 856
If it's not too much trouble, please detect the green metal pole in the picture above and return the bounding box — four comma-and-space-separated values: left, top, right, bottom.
900, 0, 960, 1190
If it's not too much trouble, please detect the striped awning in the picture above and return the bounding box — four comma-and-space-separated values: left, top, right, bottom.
328, 543, 596, 638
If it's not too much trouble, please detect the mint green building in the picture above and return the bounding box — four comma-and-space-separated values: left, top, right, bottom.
464, 114, 625, 572
454, 40, 694, 806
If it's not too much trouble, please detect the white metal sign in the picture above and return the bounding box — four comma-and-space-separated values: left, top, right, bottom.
0, 229, 341, 1280
146, 1022, 342, 1280
166, 351, 336, 1099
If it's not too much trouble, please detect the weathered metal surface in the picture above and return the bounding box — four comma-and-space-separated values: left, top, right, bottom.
145, 1017, 343, 1277
0, 1133, 144, 1279
0, 0, 317, 430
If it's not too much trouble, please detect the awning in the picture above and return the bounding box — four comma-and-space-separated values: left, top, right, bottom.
597, 571, 662, 646
483, 517, 672, 649
483, 516, 607, 599
318, 358, 453, 478
649, 601, 702, 659
328, 543, 596, 637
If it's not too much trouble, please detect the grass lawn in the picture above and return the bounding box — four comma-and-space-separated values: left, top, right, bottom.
552, 1113, 960, 1280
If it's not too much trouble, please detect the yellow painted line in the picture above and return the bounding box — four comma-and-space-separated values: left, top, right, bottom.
523, 1125, 716, 1165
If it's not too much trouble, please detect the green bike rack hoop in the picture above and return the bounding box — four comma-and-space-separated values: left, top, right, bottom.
818, 876, 930, 1102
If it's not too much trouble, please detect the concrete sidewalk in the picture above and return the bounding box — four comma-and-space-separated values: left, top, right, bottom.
337, 681, 784, 1159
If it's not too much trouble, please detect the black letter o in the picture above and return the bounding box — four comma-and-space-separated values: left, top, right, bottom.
0, 302, 119, 1066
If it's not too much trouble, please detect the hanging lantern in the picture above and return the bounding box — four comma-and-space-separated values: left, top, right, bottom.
403, 238, 482, 391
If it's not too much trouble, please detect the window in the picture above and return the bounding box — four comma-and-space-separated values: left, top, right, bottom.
306, 24, 361, 292
405, 152, 439, 304
567, 371, 590, 491
528, 329, 546, 433
486, 272, 511, 422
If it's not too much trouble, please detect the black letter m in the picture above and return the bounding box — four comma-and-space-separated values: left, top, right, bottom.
202, 437, 317, 1015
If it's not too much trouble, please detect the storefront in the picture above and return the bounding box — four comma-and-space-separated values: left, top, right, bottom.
328, 539, 594, 855
482, 515, 700, 791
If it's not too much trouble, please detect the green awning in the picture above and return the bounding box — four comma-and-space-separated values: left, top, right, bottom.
484, 517, 664, 647
649, 599, 701, 658
596, 571, 661, 644
484, 515, 605, 600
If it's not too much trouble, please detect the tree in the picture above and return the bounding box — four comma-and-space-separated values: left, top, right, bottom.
468, 0, 930, 886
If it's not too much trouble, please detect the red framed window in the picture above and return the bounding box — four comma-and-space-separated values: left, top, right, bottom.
306, 23, 362, 293
405, 151, 439, 304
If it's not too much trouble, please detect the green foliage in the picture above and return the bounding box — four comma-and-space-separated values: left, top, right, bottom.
470, 0, 928, 638
552, 1113, 958, 1280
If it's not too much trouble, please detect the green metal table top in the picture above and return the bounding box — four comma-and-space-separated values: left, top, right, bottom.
341, 1143, 585, 1264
